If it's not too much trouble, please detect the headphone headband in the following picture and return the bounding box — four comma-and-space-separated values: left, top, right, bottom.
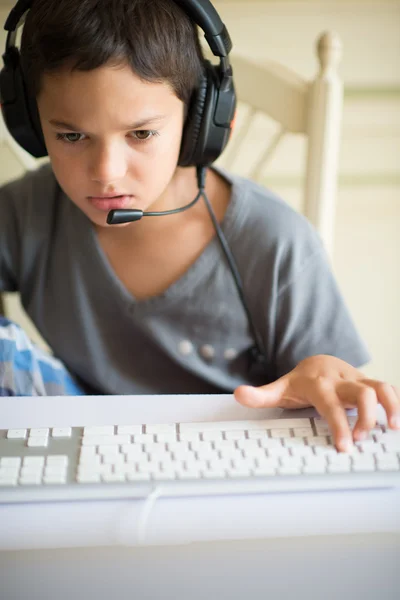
5, 0, 232, 58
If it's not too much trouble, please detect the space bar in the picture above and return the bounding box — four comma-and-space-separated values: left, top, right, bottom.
179, 418, 312, 432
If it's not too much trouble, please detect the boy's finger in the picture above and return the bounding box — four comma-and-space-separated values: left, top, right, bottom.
361, 379, 400, 430
313, 392, 354, 452
234, 378, 287, 408
350, 386, 378, 440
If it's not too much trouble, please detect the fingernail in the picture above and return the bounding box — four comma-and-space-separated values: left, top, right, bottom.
338, 438, 353, 453
390, 414, 400, 429
354, 429, 367, 441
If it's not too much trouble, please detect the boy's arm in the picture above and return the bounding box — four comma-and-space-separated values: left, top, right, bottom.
272, 246, 371, 378
0, 181, 21, 294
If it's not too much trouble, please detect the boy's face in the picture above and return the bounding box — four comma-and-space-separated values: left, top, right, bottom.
36, 63, 185, 228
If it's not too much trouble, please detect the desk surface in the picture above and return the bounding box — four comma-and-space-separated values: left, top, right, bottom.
2, 534, 400, 600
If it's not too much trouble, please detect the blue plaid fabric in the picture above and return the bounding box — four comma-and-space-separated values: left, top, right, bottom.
0, 317, 85, 396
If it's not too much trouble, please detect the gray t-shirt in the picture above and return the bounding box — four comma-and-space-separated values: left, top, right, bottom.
0, 163, 370, 394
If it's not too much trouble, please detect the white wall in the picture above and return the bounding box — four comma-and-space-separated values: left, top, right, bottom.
1, 1, 400, 385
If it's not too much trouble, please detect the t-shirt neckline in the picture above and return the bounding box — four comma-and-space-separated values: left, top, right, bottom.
70, 166, 247, 311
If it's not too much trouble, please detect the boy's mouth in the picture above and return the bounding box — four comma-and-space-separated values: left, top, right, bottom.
87, 195, 133, 212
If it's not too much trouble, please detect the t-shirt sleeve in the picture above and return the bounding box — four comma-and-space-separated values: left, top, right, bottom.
0, 180, 21, 293
0, 164, 57, 295
273, 246, 371, 378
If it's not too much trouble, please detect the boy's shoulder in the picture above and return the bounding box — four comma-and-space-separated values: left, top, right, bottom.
0, 161, 57, 206
217, 166, 324, 265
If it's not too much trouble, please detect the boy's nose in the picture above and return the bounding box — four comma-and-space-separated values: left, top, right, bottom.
89, 143, 128, 185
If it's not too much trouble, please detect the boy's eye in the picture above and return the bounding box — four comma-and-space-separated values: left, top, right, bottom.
131, 130, 157, 141
56, 132, 85, 143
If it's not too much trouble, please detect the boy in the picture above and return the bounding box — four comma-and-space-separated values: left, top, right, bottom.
0, 0, 399, 452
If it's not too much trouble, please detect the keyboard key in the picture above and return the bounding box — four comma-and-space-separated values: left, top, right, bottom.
267, 446, 289, 458
20, 467, 42, 480
177, 469, 202, 479
313, 420, 331, 435
52, 427, 72, 438
302, 464, 326, 474
1, 457, 21, 468
225, 431, 245, 440
202, 430, 223, 442
280, 456, 303, 468
156, 433, 177, 443
306, 436, 329, 447
145, 424, 176, 434
237, 439, 260, 450
43, 474, 67, 484
293, 428, 313, 437
256, 457, 279, 469
23, 456, 45, 468
98, 444, 120, 456
19, 475, 42, 485
355, 440, 380, 453
126, 472, 151, 481
202, 469, 226, 479
377, 458, 399, 471
133, 434, 155, 444
327, 463, 351, 473
44, 466, 67, 477
288, 446, 314, 458
83, 426, 114, 436
259, 438, 282, 450
0, 466, 19, 477
76, 472, 101, 483
243, 448, 267, 461
179, 432, 199, 442
253, 466, 276, 476
6, 429, 27, 439
103, 454, 126, 466
313, 447, 338, 458
82, 434, 130, 446
46, 455, 69, 466
278, 466, 301, 475
247, 430, 268, 440
0, 475, 18, 486
102, 472, 126, 483
284, 438, 307, 448
29, 428, 49, 437
27, 436, 48, 448
117, 425, 143, 435
271, 429, 291, 438
226, 467, 251, 478
352, 462, 376, 473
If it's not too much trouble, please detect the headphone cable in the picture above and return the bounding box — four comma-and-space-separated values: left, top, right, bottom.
197, 166, 266, 366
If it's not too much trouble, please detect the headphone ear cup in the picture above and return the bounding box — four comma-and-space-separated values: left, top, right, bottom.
0, 48, 47, 158
178, 59, 235, 167
178, 67, 209, 168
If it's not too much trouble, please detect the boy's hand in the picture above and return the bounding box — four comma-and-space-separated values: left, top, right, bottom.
234, 355, 400, 453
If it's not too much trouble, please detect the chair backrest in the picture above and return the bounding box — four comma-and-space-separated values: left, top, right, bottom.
210, 30, 344, 259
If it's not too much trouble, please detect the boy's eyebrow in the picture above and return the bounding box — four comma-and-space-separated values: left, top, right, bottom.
48, 115, 166, 131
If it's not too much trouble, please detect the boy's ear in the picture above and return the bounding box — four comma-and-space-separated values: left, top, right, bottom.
178, 60, 235, 168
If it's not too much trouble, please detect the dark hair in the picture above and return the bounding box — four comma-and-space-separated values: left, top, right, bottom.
20, 0, 205, 107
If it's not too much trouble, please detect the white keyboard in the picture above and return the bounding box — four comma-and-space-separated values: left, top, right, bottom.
1, 416, 399, 503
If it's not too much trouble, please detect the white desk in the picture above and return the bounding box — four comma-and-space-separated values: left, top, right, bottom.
1, 394, 399, 600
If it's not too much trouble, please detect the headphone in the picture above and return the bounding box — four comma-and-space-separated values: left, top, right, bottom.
0, 0, 236, 167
